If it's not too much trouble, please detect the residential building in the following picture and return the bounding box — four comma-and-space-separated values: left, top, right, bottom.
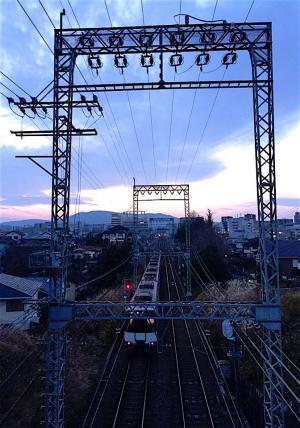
4, 231, 23, 242
102, 225, 129, 243
227, 215, 257, 240
0, 274, 42, 329
148, 217, 175, 237
277, 241, 300, 280
221, 216, 233, 232
111, 213, 122, 227
294, 212, 300, 224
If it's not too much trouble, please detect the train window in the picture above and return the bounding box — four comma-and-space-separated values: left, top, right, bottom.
139, 283, 154, 289
134, 295, 152, 302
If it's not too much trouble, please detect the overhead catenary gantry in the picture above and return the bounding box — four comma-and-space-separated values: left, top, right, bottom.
132, 183, 191, 295
10, 13, 283, 428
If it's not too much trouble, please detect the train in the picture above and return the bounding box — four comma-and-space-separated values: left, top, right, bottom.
124, 253, 161, 346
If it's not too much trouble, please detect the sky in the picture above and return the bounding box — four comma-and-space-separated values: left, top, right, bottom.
0, 0, 299, 222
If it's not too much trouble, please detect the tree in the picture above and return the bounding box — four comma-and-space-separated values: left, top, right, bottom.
206, 208, 213, 227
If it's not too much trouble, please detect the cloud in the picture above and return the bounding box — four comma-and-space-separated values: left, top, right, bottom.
188, 121, 300, 219
0, 107, 51, 150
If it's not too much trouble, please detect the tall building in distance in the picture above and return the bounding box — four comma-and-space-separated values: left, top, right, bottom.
221, 216, 233, 232
227, 214, 257, 240
111, 213, 122, 227
294, 212, 300, 224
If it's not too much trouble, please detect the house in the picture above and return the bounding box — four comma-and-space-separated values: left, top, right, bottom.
0, 273, 42, 329
102, 225, 129, 243
277, 241, 300, 280
4, 231, 23, 242
0, 274, 76, 330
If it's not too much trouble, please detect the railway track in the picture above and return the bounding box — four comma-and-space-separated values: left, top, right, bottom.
165, 261, 215, 428
81, 322, 128, 428
168, 258, 246, 428
111, 356, 150, 428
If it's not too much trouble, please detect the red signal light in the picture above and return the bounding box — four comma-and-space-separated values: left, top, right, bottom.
124, 280, 133, 292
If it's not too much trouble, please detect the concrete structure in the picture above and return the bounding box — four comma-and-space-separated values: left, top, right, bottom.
102, 225, 129, 243
148, 217, 175, 237
221, 216, 233, 233
111, 213, 122, 227
227, 215, 257, 240
294, 212, 300, 224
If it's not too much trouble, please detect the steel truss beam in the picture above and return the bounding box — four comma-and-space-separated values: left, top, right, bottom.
64, 80, 268, 94
40, 19, 283, 428
47, 302, 280, 328
133, 184, 191, 296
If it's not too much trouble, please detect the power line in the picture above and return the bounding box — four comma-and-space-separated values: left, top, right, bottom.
140, 0, 145, 27
16, 0, 54, 54
0, 81, 19, 98
38, 0, 56, 29
67, 0, 81, 27
166, 75, 176, 183
102, 0, 146, 182
98, 75, 136, 179
140, 5, 157, 183
104, 0, 113, 26
244, 0, 255, 22
184, 68, 226, 181
0, 70, 31, 97
175, 70, 200, 182
64, 0, 135, 183
147, 79, 157, 183
181, 0, 256, 182
179, 0, 182, 24
17, 0, 131, 186
123, 75, 147, 182
212, 0, 218, 21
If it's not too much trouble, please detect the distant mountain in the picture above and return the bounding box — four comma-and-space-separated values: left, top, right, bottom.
0, 210, 179, 228
70, 210, 117, 224
0, 219, 47, 228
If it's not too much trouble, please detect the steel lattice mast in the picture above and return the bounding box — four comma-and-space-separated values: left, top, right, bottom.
9, 16, 284, 428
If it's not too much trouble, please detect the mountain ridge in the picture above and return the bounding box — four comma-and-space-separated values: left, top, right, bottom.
0, 210, 178, 227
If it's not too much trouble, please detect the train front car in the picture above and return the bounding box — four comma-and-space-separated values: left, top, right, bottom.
124, 253, 161, 347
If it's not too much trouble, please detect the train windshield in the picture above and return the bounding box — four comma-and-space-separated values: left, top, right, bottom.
127, 319, 155, 332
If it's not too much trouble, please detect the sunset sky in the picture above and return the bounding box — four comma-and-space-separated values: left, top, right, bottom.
0, 0, 299, 222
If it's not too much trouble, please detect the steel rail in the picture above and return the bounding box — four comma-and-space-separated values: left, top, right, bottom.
170, 261, 246, 428
165, 263, 186, 428
0, 350, 36, 390
0, 372, 39, 426
167, 259, 215, 428
193, 320, 246, 428
81, 322, 126, 428
140, 362, 150, 428
111, 362, 131, 428
111, 358, 151, 428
